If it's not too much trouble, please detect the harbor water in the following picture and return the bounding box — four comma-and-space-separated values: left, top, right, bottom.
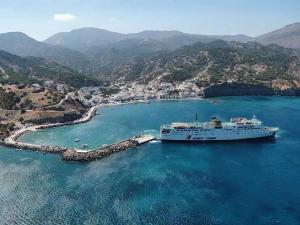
1, 97, 300, 225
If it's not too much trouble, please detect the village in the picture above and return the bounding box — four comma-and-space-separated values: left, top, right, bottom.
78, 79, 204, 106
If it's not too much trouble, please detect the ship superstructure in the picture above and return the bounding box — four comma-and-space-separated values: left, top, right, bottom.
160, 116, 278, 141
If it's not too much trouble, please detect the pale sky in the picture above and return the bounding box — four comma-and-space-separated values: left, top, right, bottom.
0, 0, 299, 41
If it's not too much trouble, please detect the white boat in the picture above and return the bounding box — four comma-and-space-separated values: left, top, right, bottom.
74, 138, 80, 142
81, 144, 89, 148
160, 116, 279, 141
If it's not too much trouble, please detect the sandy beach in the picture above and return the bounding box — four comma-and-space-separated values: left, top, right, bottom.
4, 105, 98, 145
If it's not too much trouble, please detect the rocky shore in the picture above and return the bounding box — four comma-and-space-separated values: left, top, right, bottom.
203, 82, 300, 98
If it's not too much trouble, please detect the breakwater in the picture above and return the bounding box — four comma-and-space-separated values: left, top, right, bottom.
1, 133, 155, 161
2, 141, 68, 153
63, 135, 155, 161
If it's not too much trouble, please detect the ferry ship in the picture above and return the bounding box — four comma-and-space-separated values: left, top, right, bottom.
160, 116, 279, 141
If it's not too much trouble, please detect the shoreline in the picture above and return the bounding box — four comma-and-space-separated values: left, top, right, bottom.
0, 95, 290, 160
3, 105, 98, 146
0, 97, 211, 152
3, 97, 212, 145
0, 102, 156, 161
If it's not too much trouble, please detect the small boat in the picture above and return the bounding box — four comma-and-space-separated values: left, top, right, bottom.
81, 144, 88, 148
74, 138, 80, 142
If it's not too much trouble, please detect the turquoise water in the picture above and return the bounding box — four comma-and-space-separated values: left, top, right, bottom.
1, 97, 300, 225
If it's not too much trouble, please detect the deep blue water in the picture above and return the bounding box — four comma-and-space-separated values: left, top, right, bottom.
1, 97, 300, 225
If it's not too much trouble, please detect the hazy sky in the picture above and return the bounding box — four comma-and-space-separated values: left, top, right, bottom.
0, 0, 299, 40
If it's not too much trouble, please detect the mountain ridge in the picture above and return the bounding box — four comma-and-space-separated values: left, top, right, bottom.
256, 22, 300, 49
45, 28, 254, 51
0, 32, 91, 72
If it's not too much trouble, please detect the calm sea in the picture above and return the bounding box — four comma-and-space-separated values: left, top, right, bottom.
1, 97, 300, 225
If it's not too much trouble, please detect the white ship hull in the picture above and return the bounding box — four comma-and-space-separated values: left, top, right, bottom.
160, 117, 279, 142
161, 127, 278, 141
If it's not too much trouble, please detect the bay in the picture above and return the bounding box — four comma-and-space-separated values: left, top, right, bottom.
1, 96, 300, 225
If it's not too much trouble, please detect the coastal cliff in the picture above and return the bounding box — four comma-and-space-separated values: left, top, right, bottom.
203, 82, 300, 98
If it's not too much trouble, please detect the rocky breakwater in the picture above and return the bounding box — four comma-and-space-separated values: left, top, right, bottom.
62, 140, 138, 161
3, 141, 69, 153
62, 135, 156, 162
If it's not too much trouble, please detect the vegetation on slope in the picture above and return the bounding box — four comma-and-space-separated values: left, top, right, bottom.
0, 50, 102, 88
112, 40, 300, 89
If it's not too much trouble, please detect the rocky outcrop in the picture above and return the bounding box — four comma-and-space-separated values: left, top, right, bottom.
24, 110, 82, 124
203, 82, 300, 98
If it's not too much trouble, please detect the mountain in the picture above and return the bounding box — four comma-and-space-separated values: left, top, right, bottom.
82, 38, 169, 74
0, 32, 91, 72
43, 28, 254, 74
44, 28, 126, 51
129, 31, 253, 47
45, 28, 253, 52
128, 30, 185, 40
111, 40, 300, 90
0, 50, 101, 88
256, 23, 300, 49
210, 34, 253, 43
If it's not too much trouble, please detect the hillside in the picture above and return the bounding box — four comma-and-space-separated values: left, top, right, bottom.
0, 50, 101, 88
111, 40, 300, 91
256, 23, 300, 49
0, 32, 91, 72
